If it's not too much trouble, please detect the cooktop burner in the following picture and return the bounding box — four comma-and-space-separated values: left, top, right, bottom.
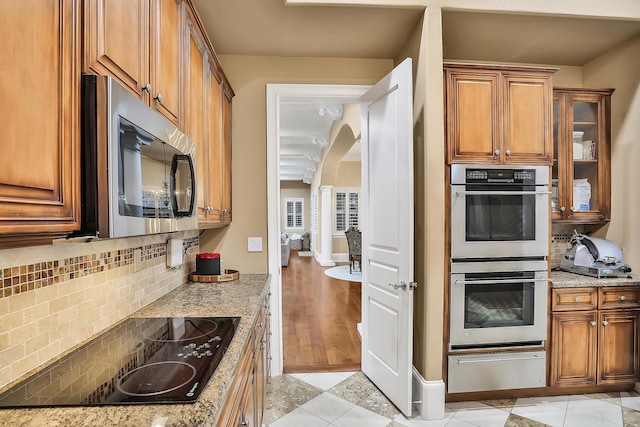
0, 316, 239, 408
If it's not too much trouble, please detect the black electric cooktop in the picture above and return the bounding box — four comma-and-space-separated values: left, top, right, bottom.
0, 316, 239, 408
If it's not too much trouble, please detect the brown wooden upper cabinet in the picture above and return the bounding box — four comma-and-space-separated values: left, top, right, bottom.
0, 0, 81, 247
84, 0, 183, 126
221, 83, 234, 224
552, 87, 614, 223
445, 63, 557, 165
184, 7, 234, 227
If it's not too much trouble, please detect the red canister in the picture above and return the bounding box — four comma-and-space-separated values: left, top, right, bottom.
196, 253, 221, 275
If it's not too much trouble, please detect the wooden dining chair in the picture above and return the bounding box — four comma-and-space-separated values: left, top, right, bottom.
344, 227, 362, 274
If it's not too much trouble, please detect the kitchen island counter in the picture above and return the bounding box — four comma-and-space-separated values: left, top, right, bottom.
551, 270, 639, 288
0, 273, 271, 427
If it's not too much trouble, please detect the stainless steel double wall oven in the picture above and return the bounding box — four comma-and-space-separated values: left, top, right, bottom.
448, 164, 551, 394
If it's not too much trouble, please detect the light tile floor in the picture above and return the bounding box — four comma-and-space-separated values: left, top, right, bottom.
263, 371, 640, 427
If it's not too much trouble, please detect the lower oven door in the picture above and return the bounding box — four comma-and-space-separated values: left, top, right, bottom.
449, 260, 549, 349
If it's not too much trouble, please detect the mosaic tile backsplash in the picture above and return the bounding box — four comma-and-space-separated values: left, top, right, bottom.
0, 245, 167, 299
551, 223, 584, 268
0, 231, 199, 390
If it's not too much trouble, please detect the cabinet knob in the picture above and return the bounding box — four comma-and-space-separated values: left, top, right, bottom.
154, 93, 163, 103
574, 297, 580, 302
590, 321, 597, 326
505, 149, 511, 156
494, 149, 500, 156
603, 320, 609, 326
570, 206, 575, 212
142, 83, 152, 93
560, 206, 566, 212
240, 420, 250, 427
620, 295, 626, 301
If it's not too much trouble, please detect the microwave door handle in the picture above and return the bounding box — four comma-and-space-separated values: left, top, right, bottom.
454, 278, 550, 285
454, 190, 552, 196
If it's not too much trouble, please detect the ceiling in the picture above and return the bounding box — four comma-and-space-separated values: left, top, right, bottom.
191, 1, 640, 183
278, 101, 347, 183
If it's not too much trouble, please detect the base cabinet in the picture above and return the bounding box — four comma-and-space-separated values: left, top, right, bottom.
550, 287, 640, 387
218, 292, 270, 427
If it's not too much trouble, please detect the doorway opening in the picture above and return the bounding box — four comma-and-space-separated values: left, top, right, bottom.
266, 84, 370, 377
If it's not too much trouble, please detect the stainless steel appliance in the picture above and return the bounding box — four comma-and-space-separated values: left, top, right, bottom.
450, 164, 550, 259
560, 232, 632, 278
448, 351, 546, 393
449, 259, 549, 349
74, 74, 197, 239
448, 259, 549, 393
0, 317, 238, 407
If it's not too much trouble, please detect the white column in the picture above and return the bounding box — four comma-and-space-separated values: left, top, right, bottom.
319, 185, 335, 266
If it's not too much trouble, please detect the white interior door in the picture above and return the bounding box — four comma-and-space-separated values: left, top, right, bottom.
360, 58, 414, 416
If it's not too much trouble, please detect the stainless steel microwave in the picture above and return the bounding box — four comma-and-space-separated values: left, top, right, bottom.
75, 74, 197, 239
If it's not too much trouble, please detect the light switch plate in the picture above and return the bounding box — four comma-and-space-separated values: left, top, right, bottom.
248, 237, 262, 252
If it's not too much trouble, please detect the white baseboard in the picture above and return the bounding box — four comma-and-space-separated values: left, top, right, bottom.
332, 253, 349, 263
318, 259, 336, 266
412, 367, 445, 420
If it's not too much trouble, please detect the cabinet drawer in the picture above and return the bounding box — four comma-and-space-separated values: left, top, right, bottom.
551, 288, 597, 311
599, 287, 640, 309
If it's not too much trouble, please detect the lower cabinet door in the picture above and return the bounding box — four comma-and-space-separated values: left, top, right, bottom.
598, 310, 640, 384
550, 311, 597, 387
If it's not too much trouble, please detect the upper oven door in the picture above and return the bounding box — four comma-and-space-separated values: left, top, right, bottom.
449, 260, 549, 348
450, 168, 550, 259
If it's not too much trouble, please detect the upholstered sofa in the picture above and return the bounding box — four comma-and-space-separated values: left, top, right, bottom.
281, 233, 291, 267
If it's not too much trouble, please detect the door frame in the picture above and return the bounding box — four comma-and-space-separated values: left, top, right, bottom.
266, 84, 371, 376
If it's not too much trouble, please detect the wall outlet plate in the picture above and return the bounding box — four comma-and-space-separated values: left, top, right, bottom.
134, 249, 142, 272
167, 238, 183, 268
248, 237, 262, 252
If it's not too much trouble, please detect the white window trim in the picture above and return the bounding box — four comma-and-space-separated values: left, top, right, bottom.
284, 197, 305, 231
333, 188, 359, 236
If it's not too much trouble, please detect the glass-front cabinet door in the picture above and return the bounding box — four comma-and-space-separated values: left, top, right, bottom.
552, 88, 614, 223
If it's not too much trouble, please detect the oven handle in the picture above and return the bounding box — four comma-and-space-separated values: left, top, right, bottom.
454, 190, 552, 196
454, 354, 544, 364
454, 278, 550, 285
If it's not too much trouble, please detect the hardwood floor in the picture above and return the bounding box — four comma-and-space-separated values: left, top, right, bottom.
282, 250, 362, 373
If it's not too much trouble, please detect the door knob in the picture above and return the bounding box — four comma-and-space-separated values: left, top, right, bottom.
388, 281, 418, 291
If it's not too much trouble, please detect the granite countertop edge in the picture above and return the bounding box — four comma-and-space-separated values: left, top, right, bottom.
0, 273, 272, 427
551, 270, 640, 288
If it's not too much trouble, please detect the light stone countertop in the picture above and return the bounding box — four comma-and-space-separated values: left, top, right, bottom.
551, 270, 640, 288
0, 273, 271, 427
